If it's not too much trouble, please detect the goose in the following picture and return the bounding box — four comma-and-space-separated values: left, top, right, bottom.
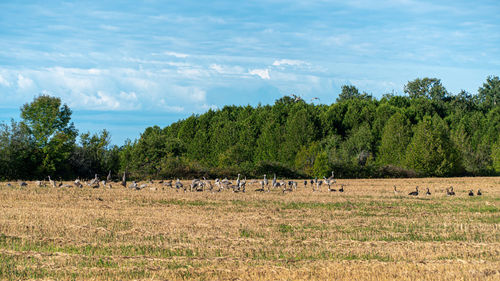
477, 189, 482, 196
408, 186, 419, 196
468, 190, 474, 196
446, 186, 455, 196
163, 180, 173, 188
19, 181, 28, 187
303, 180, 308, 187
425, 188, 431, 196
339, 184, 344, 193
107, 170, 112, 182
393, 185, 399, 195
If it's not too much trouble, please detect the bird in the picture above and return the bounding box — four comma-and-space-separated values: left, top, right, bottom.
339, 184, 344, 193
303, 180, 308, 187
468, 190, 474, 196
408, 186, 419, 196
74, 179, 83, 188
175, 179, 184, 191
477, 189, 482, 196
327, 171, 335, 180
19, 181, 27, 187
163, 180, 173, 188
310, 97, 320, 102
393, 185, 399, 195
90, 174, 99, 185
121, 171, 127, 188
48, 176, 56, 188
446, 186, 456, 196
130, 181, 138, 189
107, 170, 112, 182
425, 188, 431, 196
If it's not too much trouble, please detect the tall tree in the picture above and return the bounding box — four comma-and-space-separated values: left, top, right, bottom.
406, 115, 459, 176
378, 112, 412, 167
477, 75, 500, 110
404, 78, 448, 100
20, 95, 77, 176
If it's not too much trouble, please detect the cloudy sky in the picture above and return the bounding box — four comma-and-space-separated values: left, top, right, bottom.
1, 0, 499, 144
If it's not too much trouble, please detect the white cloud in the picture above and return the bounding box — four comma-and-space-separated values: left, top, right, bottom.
164, 51, 189, 58
17, 74, 34, 89
0, 74, 10, 87
77, 91, 121, 110
159, 99, 184, 112
272, 59, 306, 67
249, 69, 270, 80
210, 64, 245, 76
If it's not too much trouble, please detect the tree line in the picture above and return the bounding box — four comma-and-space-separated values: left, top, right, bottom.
1, 77, 499, 180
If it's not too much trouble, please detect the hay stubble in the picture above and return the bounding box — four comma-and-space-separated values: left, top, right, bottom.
0, 177, 499, 280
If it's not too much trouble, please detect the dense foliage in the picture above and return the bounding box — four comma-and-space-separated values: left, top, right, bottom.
1, 77, 499, 180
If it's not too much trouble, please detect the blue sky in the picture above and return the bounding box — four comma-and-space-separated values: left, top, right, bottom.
1, 0, 499, 144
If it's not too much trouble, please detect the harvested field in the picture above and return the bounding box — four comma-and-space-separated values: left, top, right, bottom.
0, 177, 499, 280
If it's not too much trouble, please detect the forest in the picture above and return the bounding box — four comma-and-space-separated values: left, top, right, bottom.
1, 77, 499, 180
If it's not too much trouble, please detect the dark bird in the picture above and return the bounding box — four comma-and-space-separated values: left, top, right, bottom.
425, 188, 431, 196
408, 186, 419, 196
446, 186, 455, 196
477, 189, 482, 196
339, 184, 344, 193
468, 190, 474, 196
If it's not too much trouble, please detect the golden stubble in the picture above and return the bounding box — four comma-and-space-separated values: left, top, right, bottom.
0, 177, 499, 280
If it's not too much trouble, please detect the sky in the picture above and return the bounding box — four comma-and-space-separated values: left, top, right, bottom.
0, 0, 499, 145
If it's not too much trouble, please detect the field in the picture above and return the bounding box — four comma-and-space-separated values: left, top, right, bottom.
0, 177, 499, 280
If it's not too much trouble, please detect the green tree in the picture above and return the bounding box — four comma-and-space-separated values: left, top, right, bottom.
378, 112, 412, 167
492, 138, 500, 174
0, 120, 36, 180
337, 85, 372, 102
312, 151, 329, 177
404, 78, 448, 100
70, 130, 112, 177
477, 75, 500, 110
20, 95, 77, 176
406, 115, 459, 176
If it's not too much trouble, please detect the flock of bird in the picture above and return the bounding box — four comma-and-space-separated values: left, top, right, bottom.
3, 170, 483, 197
394, 185, 482, 197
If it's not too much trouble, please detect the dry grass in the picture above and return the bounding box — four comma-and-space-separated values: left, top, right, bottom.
0, 177, 499, 280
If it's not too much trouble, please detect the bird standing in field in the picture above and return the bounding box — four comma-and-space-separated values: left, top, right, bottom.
408, 186, 419, 196
446, 186, 456, 196
426, 188, 431, 196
